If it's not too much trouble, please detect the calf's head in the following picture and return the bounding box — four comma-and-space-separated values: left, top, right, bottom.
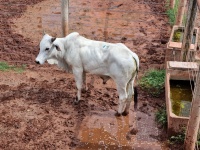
35, 34, 57, 65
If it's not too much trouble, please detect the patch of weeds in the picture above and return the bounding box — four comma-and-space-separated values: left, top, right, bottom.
166, 0, 180, 26
155, 106, 167, 129
0, 62, 26, 73
173, 29, 182, 42
169, 128, 185, 145
169, 128, 200, 148
139, 69, 165, 97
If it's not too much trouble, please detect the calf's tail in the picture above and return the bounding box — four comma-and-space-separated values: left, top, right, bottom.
134, 86, 138, 110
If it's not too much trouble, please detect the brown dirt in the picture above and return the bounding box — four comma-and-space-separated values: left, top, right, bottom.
0, 0, 173, 149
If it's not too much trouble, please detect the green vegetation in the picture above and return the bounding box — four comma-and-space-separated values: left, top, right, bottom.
155, 106, 168, 128
169, 128, 186, 144
166, 0, 180, 26
173, 30, 182, 42
0, 62, 26, 73
169, 128, 200, 148
139, 69, 165, 97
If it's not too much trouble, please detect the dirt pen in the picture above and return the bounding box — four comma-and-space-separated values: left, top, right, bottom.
0, 0, 173, 149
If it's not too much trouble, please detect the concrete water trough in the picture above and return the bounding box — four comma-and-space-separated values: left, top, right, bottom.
166, 25, 199, 62
165, 61, 199, 135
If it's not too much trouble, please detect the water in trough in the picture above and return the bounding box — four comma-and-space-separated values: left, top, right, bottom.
170, 80, 194, 117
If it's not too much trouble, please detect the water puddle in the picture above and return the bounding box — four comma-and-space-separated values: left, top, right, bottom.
170, 80, 194, 117
76, 110, 135, 150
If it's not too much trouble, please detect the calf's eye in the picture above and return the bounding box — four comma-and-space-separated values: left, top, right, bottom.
45, 48, 49, 51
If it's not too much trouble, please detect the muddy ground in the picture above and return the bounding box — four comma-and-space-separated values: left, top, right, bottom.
0, 0, 175, 149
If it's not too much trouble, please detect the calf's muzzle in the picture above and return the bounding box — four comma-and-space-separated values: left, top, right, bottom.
35, 60, 40, 64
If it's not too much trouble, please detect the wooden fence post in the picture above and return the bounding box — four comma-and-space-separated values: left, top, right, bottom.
61, 0, 69, 37
184, 65, 200, 150
181, 0, 197, 61
175, 0, 187, 26
170, 0, 175, 8
197, 0, 200, 10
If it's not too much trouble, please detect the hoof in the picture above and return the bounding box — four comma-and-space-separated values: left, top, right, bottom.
134, 104, 137, 111
73, 100, 79, 105
81, 89, 87, 93
115, 112, 121, 117
74, 96, 79, 105
134, 107, 137, 112
122, 111, 129, 116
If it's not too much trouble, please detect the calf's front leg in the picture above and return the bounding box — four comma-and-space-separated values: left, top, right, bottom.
73, 68, 83, 104
82, 71, 87, 92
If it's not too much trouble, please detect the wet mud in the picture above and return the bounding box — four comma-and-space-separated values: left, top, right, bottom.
0, 0, 172, 149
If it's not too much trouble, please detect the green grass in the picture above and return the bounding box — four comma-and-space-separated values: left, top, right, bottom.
166, 0, 180, 26
155, 106, 168, 128
139, 69, 165, 97
0, 62, 26, 73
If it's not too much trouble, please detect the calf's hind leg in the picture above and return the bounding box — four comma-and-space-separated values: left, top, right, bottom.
122, 80, 134, 116
115, 83, 128, 117
122, 75, 137, 116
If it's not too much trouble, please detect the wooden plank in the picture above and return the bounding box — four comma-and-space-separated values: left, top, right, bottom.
168, 61, 198, 70
168, 42, 195, 50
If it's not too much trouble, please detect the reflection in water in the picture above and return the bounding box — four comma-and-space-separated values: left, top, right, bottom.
76, 111, 134, 150
170, 80, 194, 117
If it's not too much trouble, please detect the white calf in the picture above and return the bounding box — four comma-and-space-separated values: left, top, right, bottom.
35, 32, 139, 116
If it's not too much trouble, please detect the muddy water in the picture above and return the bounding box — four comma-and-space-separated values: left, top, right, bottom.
170, 80, 194, 117
76, 110, 135, 150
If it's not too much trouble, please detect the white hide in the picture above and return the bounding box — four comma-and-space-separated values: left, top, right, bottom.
36, 32, 139, 115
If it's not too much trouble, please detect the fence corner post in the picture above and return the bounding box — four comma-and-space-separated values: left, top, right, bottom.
61, 0, 69, 37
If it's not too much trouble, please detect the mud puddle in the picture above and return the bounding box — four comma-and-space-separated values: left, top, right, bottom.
76, 110, 136, 150
76, 106, 166, 150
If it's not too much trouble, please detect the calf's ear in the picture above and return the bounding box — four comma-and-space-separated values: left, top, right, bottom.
54, 44, 61, 51
51, 37, 56, 43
